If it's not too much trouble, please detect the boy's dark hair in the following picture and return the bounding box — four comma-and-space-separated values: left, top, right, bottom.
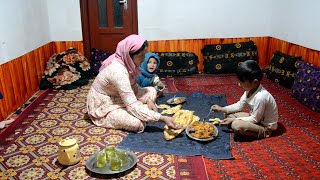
236, 60, 263, 82
130, 40, 148, 57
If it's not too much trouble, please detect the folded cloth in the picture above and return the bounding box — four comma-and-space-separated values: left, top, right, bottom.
118, 92, 234, 159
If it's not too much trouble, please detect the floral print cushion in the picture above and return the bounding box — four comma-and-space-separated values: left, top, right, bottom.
39, 48, 92, 90
291, 61, 320, 112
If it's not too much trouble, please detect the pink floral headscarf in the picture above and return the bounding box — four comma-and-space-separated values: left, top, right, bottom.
99, 34, 146, 85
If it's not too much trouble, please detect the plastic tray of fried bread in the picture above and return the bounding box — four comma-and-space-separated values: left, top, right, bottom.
163, 109, 200, 141
186, 121, 218, 141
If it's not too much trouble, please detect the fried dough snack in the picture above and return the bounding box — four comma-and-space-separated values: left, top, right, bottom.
209, 118, 222, 125
192, 115, 200, 123
190, 121, 215, 139
161, 104, 182, 115
164, 110, 198, 140
157, 104, 171, 109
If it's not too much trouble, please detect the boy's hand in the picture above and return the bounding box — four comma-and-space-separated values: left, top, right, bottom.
211, 105, 223, 112
220, 118, 236, 125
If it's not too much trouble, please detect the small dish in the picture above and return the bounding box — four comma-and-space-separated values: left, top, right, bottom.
167, 97, 186, 105
186, 122, 218, 142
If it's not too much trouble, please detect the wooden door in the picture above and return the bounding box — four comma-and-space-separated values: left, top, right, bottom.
80, 0, 138, 58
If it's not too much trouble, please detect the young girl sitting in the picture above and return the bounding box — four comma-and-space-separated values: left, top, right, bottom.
137, 52, 165, 93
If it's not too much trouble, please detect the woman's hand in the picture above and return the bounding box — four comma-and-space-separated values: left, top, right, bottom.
211, 104, 223, 112
147, 99, 158, 112
157, 81, 165, 90
220, 118, 236, 125
160, 116, 183, 130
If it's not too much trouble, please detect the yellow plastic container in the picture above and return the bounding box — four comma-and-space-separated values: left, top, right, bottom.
58, 138, 81, 166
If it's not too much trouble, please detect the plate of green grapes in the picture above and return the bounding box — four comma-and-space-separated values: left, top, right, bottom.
86, 146, 137, 174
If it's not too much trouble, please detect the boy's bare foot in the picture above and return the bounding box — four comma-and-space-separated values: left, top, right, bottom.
0, 119, 14, 129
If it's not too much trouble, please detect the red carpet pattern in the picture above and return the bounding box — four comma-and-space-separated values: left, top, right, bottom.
0, 82, 207, 180
1, 74, 319, 179
173, 74, 320, 179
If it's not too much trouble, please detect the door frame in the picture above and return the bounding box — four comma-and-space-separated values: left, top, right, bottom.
79, 0, 138, 59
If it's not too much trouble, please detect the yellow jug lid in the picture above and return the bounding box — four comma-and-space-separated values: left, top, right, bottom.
59, 138, 77, 147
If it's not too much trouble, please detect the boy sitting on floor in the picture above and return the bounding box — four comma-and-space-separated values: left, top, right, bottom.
211, 60, 278, 139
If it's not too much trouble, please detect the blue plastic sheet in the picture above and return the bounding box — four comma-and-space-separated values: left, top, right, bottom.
118, 92, 234, 159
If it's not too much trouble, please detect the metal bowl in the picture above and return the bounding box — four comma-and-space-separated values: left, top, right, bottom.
166, 97, 186, 105
186, 122, 218, 142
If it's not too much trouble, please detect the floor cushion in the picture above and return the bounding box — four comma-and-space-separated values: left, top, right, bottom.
291, 61, 320, 112
266, 51, 302, 88
90, 48, 113, 76
39, 48, 92, 90
154, 52, 199, 77
201, 41, 258, 74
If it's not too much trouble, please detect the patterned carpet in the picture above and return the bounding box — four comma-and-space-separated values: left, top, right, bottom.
0, 90, 51, 141
0, 82, 207, 180
1, 74, 319, 179
172, 74, 320, 179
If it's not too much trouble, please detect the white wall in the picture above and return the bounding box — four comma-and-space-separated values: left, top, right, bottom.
0, 0, 82, 64
270, 0, 320, 50
47, 0, 82, 41
0, 0, 50, 64
1, 0, 319, 65
138, 0, 272, 40
138, 0, 320, 51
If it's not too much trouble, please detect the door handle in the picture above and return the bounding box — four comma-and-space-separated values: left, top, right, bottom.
119, 0, 128, 10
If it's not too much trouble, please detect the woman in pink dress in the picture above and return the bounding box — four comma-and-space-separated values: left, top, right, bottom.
87, 35, 181, 132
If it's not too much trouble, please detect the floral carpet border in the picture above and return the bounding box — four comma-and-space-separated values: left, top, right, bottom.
0, 89, 57, 146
